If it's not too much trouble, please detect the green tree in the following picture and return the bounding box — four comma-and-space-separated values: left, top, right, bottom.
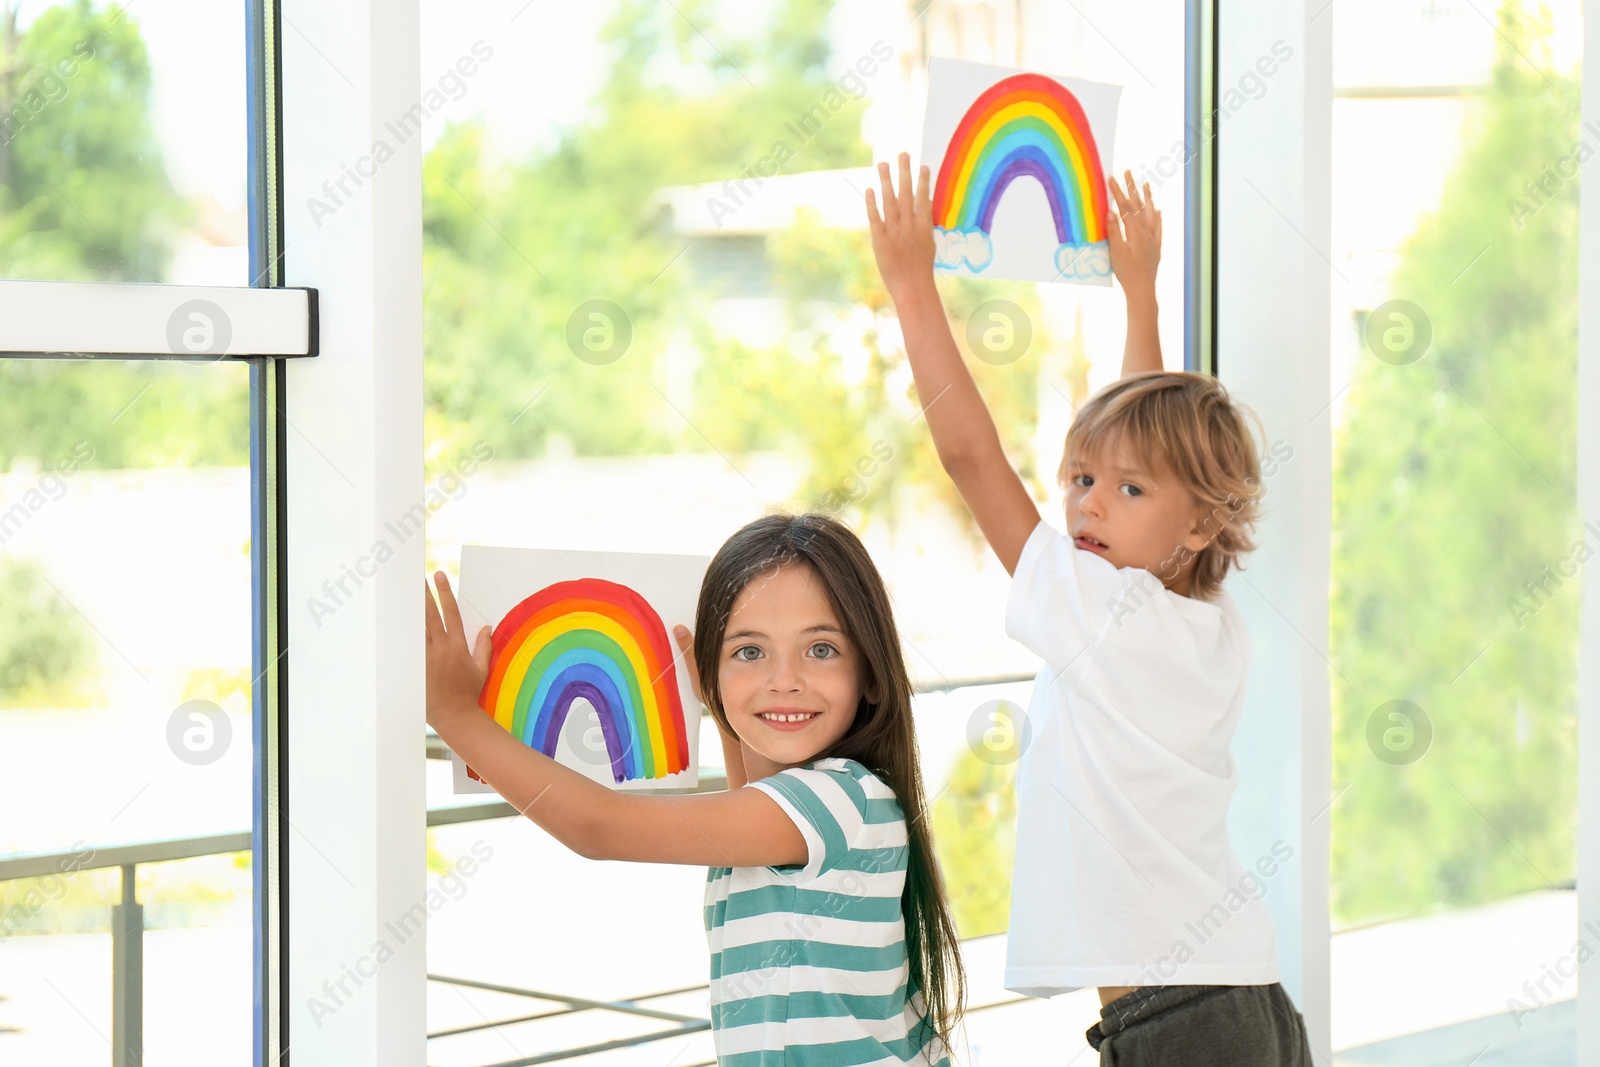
422, 0, 1055, 542
1329, 2, 1578, 922
689, 211, 1050, 536
0, 0, 183, 281
421, 0, 881, 463
0, 555, 98, 707
930, 749, 1018, 938
0, 0, 245, 471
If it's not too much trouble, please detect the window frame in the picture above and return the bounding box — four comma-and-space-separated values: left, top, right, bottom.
1214, 0, 1332, 1053
0, 1, 303, 1062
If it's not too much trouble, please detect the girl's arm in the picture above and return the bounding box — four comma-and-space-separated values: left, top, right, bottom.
426, 574, 799, 865
1106, 170, 1164, 378
866, 154, 1042, 575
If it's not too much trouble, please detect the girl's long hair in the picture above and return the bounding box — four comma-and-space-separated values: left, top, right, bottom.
693, 511, 967, 1055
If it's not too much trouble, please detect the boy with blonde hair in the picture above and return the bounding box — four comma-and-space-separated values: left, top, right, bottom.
866, 153, 1312, 1064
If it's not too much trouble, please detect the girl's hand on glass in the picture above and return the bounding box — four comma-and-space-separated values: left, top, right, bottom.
424, 571, 492, 730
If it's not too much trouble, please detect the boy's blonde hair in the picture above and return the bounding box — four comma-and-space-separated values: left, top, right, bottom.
1057, 370, 1267, 602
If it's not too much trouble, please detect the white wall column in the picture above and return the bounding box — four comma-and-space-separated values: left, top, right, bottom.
281, 0, 425, 1061
1216, 0, 1333, 1055
1575, 1, 1600, 1060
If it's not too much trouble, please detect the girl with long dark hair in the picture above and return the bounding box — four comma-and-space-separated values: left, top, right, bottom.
426, 511, 966, 1065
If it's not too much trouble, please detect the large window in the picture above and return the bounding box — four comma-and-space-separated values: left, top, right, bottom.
0, 361, 253, 1065
0, 2, 283, 1065
19, 0, 1590, 1061
415, 0, 1187, 1061
1327, 0, 1582, 1055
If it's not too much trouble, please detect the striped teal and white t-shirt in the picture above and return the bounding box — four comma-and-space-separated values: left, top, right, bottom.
703, 757, 949, 1067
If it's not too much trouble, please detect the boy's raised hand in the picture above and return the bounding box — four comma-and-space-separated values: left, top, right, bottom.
1106, 169, 1162, 298
1107, 170, 1165, 375
866, 152, 936, 299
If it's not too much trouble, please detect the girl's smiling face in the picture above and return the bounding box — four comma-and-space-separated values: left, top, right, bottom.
718, 562, 877, 779
1060, 434, 1213, 595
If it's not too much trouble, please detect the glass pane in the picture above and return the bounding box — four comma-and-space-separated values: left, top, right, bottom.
1330, 0, 1581, 1058
419, 1, 1184, 1061
0, 0, 247, 284
0, 359, 253, 1066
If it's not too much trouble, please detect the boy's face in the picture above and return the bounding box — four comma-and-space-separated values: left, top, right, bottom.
717, 563, 876, 776
1059, 435, 1214, 595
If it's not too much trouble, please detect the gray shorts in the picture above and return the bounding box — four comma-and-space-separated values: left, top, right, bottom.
1085, 983, 1313, 1065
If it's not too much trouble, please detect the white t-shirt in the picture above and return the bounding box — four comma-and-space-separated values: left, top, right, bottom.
1002, 518, 1281, 997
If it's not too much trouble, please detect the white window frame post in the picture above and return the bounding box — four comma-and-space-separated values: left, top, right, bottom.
280, 0, 426, 1062
1576, 0, 1600, 1060
1215, 0, 1333, 1056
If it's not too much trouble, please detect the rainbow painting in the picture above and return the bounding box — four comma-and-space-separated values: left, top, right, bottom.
452, 546, 708, 793
921, 59, 1121, 285
470, 578, 688, 784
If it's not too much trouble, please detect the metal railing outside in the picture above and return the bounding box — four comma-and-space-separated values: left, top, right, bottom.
0, 670, 1037, 1065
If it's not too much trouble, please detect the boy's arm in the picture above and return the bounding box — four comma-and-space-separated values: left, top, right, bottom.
1106, 171, 1164, 378
867, 154, 1042, 575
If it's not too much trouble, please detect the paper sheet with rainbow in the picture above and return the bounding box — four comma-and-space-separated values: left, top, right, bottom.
929, 67, 1115, 283
471, 577, 690, 785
